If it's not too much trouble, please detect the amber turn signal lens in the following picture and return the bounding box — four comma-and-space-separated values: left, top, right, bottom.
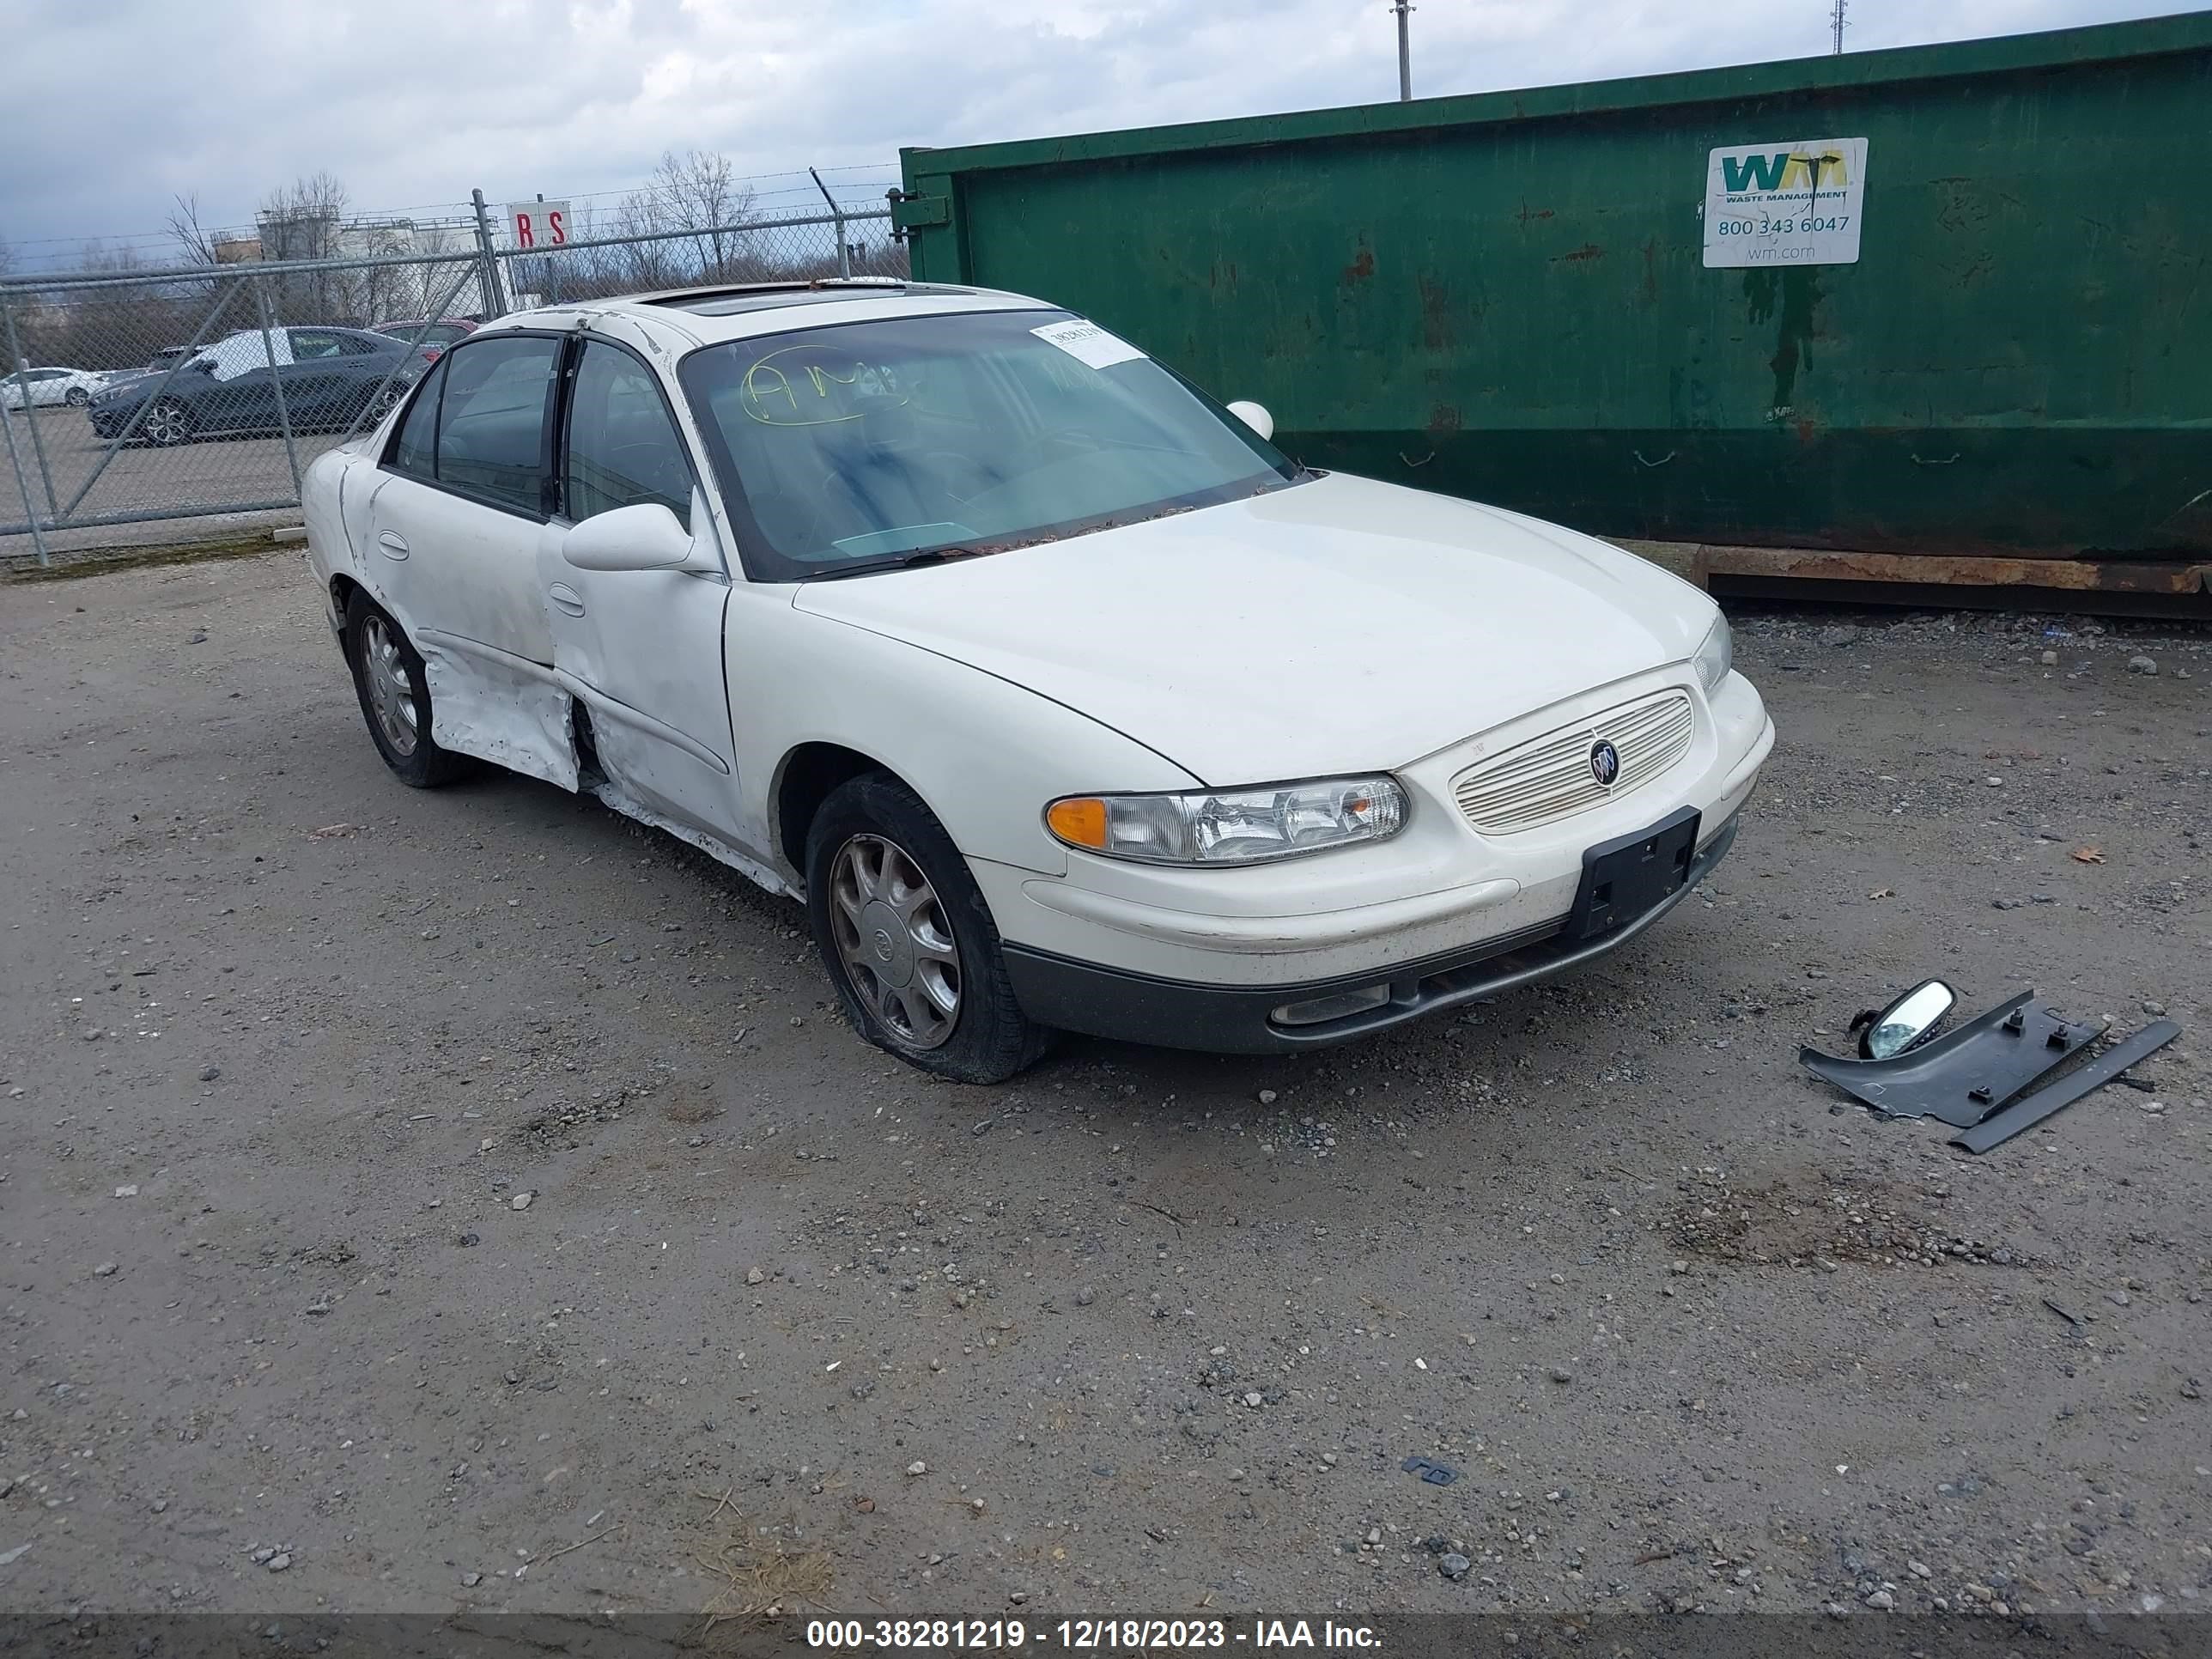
1046, 797, 1109, 849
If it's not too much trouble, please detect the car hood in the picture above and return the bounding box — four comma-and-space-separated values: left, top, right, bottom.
791, 471, 1715, 783
93, 373, 161, 404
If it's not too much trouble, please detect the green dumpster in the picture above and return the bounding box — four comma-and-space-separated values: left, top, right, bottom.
895, 15, 2212, 568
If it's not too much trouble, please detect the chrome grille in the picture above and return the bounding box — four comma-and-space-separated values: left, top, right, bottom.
1452, 690, 1695, 835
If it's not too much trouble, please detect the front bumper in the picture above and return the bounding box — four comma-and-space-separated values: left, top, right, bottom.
1004, 813, 1738, 1052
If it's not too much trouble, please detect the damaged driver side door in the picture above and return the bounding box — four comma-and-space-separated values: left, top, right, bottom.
538, 337, 740, 842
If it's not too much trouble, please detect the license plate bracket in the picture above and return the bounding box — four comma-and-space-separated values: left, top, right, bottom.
1566, 805, 1701, 943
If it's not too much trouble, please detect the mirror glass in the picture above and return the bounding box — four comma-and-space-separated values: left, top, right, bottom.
1860, 979, 1956, 1060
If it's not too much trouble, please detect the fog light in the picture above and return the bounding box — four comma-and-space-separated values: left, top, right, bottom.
1271, 983, 1391, 1027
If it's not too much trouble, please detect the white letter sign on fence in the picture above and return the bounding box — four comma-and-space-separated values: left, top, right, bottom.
507, 201, 572, 251
1702, 138, 1866, 269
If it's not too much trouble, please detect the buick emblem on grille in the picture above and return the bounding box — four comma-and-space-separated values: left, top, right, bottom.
1589, 739, 1620, 787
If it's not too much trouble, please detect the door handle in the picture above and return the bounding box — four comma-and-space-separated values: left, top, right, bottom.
376, 530, 408, 560
547, 581, 586, 617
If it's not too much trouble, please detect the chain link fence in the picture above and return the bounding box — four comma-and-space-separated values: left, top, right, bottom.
2, 204, 896, 565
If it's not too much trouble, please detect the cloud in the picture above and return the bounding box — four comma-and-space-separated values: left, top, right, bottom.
0, 0, 2187, 264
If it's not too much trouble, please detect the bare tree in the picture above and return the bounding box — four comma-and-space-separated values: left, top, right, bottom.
630, 149, 757, 281
256, 172, 353, 323
162, 194, 223, 267
256, 171, 350, 260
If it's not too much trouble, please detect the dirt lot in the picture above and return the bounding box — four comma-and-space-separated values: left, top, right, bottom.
1, 552, 2207, 1630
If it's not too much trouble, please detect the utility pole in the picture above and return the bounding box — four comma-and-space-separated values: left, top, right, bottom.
1830, 0, 1848, 54
1393, 0, 1414, 100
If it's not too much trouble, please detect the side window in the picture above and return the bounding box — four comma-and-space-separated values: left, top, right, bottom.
388, 355, 447, 480
564, 341, 693, 529
335, 332, 383, 356
434, 336, 559, 514
288, 331, 345, 361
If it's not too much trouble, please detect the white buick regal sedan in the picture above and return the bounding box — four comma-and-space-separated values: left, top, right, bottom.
302, 279, 1773, 1081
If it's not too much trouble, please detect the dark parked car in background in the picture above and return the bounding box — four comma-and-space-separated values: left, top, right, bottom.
88, 326, 423, 447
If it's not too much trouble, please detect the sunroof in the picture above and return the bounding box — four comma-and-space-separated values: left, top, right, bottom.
649, 283, 976, 317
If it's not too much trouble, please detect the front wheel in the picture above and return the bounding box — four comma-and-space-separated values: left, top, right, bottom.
143, 398, 193, 447
805, 773, 1051, 1083
65, 386, 90, 407
342, 592, 473, 787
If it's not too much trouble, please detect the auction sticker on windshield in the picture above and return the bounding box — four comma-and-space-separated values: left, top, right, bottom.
1030, 319, 1146, 370
1702, 137, 1867, 268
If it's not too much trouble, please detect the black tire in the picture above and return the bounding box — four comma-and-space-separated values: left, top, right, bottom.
805, 771, 1052, 1084
341, 590, 474, 788
144, 398, 194, 447
64, 386, 90, 406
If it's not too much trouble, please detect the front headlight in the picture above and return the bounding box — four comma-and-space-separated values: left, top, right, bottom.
1046, 776, 1408, 866
1692, 614, 1733, 693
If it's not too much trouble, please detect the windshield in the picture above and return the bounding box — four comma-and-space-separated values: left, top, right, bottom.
678, 308, 1299, 580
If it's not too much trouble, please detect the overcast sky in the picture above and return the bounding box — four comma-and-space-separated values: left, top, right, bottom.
1, 0, 2194, 265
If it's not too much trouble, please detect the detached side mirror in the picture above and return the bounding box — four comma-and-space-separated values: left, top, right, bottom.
1854, 979, 1957, 1060
1225, 399, 1274, 442
562, 501, 697, 573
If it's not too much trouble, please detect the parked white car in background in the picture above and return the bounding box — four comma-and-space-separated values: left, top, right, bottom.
301, 279, 1773, 1081
3, 365, 112, 409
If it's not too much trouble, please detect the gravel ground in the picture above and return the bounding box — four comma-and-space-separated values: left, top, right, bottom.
1, 553, 2206, 1626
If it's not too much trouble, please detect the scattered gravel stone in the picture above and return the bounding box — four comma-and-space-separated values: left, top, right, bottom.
2039, 650, 2059, 665
198, 1066, 220, 1082
1074, 1287, 1095, 1306
905, 1461, 927, 1477
1257, 1090, 1278, 1105
462, 1571, 483, 1587
2142, 1000, 2167, 1016
1440, 1552, 1471, 1580
1864, 1589, 1894, 1610
2128, 655, 2158, 675
509, 1193, 532, 1211
746, 1267, 765, 1285
92, 1262, 117, 1278
1548, 1365, 1574, 1384
265, 1553, 291, 1571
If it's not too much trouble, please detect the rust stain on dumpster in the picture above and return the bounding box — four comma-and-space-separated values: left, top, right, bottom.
1418, 276, 1455, 350
1340, 246, 1376, 285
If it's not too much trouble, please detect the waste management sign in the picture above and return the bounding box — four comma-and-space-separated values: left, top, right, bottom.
1703, 138, 1867, 268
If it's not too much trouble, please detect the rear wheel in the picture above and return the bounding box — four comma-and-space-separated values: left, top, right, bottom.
805, 773, 1051, 1083
342, 592, 473, 787
358, 380, 404, 429
143, 398, 193, 447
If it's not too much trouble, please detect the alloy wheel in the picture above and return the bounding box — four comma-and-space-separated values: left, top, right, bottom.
361, 614, 419, 757
827, 833, 961, 1049
144, 400, 190, 446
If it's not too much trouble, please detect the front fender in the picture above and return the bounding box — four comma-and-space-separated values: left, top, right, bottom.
726, 588, 1201, 884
